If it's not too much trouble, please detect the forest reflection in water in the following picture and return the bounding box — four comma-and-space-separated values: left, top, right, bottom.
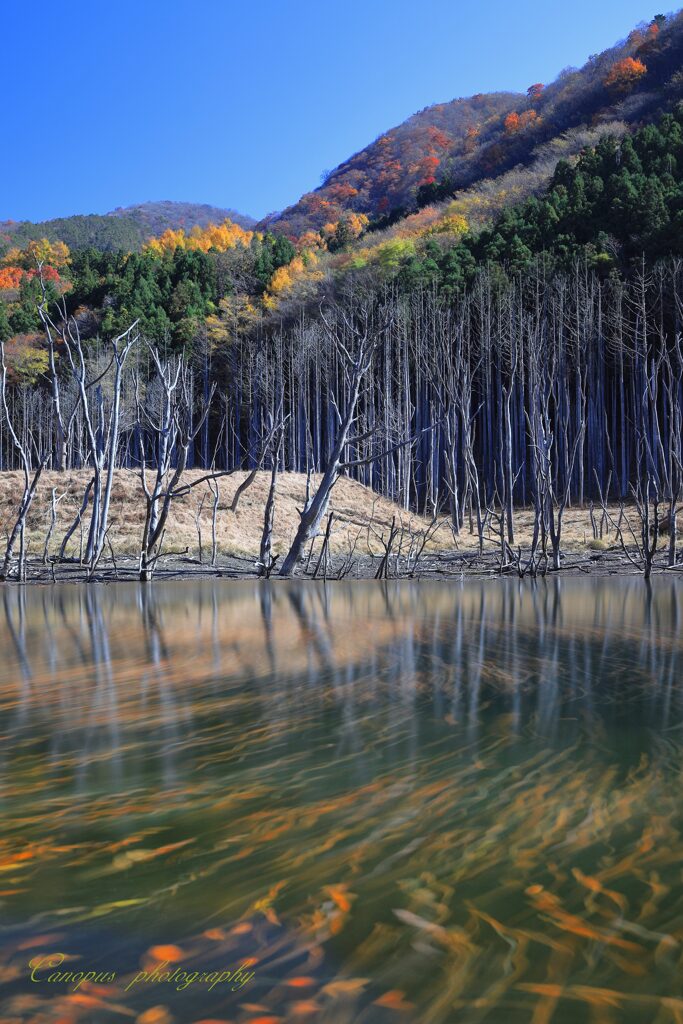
0, 578, 682, 1024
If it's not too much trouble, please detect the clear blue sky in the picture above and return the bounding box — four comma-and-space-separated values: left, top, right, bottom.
1, 0, 665, 223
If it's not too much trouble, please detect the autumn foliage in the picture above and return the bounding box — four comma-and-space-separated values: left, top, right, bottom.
263, 249, 324, 308
1, 333, 48, 384
259, 93, 512, 236
0, 239, 70, 292
464, 124, 480, 154
504, 110, 539, 135
603, 57, 647, 92
145, 218, 254, 255
0, 266, 24, 291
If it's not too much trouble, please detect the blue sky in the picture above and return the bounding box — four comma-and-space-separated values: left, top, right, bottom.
1, 0, 664, 223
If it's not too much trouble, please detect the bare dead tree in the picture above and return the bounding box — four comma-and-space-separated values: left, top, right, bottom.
194, 493, 207, 564
134, 344, 281, 581
404, 515, 442, 577
0, 342, 50, 581
372, 516, 400, 580
208, 478, 220, 566
90, 325, 139, 569
313, 513, 335, 579
658, 337, 682, 566
635, 475, 660, 580
336, 522, 363, 579
257, 424, 283, 579
278, 300, 391, 575
40, 303, 139, 568
42, 487, 65, 564
36, 269, 71, 471
135, 350, 209, 582
58, 476, 94, 562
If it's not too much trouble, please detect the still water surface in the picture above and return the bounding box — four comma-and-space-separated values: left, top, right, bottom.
0, 579, 682, 1023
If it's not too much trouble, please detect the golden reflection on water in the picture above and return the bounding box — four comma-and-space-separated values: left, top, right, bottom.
0, 579, 682, 1024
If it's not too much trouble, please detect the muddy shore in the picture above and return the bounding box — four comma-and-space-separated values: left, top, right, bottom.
3, 547, 681, 585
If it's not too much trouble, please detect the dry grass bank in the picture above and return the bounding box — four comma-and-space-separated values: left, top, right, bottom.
0, 468, 647, 571
0, 469, 450, 565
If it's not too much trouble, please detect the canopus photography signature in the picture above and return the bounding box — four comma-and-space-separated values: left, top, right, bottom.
29, 952, 257, 992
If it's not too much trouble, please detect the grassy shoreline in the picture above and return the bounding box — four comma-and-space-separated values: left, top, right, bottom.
0, 469, 679, 583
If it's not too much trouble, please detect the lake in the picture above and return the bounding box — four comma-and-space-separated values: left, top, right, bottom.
0, 578, 682, 1023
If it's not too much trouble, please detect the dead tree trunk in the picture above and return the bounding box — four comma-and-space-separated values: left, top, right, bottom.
279, 301, 391, 576
258, 442, 280, 578
0, 342, 49, 581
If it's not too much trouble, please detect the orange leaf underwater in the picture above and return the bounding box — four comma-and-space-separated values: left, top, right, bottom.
374, 989, 415, 1010
147, 944, 185, 963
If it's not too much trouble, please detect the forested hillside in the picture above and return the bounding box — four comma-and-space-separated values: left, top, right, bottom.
258, 92, 522, 236
107, 201, 255, 234
6, 12, 683, 350
352, 108, 683, 295
0, 201, 255, 254
260, 12, 683, 237
0, 219, 297, 355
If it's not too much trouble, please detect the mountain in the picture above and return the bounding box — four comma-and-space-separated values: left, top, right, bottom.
108, 201, 255, 234
0, 201, 255, 253
260, 11, 683, 239
258, 92, 521, 237
0, 214, 146, 253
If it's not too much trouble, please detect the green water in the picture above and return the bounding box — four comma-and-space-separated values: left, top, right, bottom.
0, 579, 682, 1023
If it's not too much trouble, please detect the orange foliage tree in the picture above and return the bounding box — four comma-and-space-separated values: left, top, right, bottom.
263, 250, 324, 309
320, 212, 369, 249
604, 57, 647, 92
427, 127, 452, 151
504, 110, 538, 134
0, 266, 24, 291
415, 154, 440, 186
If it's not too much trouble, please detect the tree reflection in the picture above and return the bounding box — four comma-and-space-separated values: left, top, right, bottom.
0, 578, 681, 786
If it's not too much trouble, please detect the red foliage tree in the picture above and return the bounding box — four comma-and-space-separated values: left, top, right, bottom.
427, 127, 451, 150
26, 265, 61, 283
415, 155, 440, 186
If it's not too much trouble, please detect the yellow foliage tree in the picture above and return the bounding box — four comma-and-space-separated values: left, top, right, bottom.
25, 238, 70, 268
263, 250, 323, 309
205, 295, 260, 342
145, 219, 255, 255
1, 239, 70, 271
431, 212, 468, 237
3, 334, 49, 385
